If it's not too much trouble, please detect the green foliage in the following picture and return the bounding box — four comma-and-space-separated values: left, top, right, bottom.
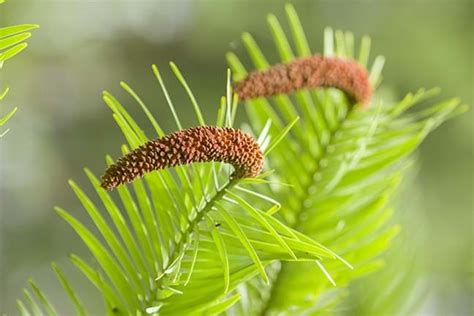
225, 4, 466, 315
0, 1, 38, 137
344, 238, 427, 316
17, 64, 347, 315
0, 24, 37, 62
0, 86, 16, 137
15, 3, 466, 316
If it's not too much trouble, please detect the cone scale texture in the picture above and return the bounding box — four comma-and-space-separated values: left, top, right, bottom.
101, 126, 263, 190
234, 55, 372, 106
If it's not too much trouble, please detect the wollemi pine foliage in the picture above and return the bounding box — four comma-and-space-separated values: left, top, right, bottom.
226, 4, 466, 314
15, 4, 466, 316
16, 65, 349, 315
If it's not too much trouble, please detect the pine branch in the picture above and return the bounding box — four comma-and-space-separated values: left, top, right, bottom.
16, 63, 347, 316
227, 4, 466, 315
163, 178, 237, 279
12, 4, 467, 315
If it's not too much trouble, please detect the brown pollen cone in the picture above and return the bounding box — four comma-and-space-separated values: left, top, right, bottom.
233, 55, 372, 106
101, 126, 263, 190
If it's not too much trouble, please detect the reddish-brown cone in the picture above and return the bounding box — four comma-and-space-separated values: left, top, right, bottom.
101, 126, 263, 190
234, 55, 372, 106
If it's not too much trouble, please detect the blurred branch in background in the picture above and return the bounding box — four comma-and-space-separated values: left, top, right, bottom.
0, 2, 39, 313
0, 0, 38, 137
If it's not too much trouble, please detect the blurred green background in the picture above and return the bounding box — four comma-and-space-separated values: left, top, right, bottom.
0, 0, 472, 314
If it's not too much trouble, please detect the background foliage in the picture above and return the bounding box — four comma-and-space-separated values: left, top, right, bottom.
0, 0, 472, 315
226, 7, 466, 314
0, 1, 38, 137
